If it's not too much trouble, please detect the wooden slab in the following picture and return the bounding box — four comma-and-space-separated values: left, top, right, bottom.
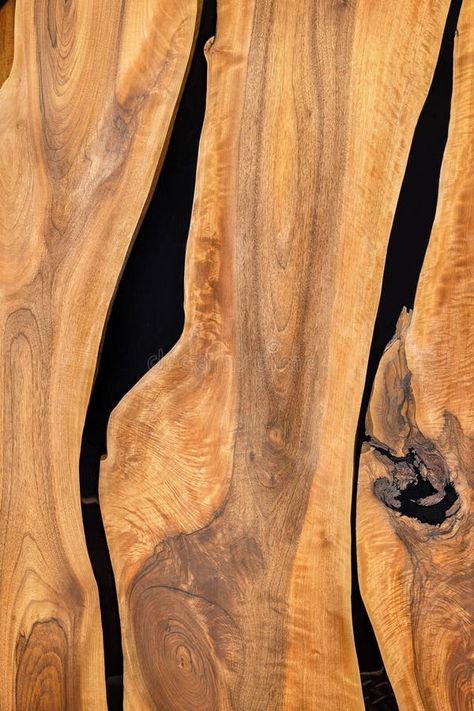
357, 1, 474, 708
0, 0, 201, 707
100, 0, 451, 708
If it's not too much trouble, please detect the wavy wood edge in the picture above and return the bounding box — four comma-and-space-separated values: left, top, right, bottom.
357, 1, 474, 708
0, 0, 14, 87
100, 0, 451, 708
0, 0, 201, 707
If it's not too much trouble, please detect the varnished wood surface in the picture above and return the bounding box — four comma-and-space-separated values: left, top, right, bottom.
0, 0, 201, 708
100, 0, 452, 708
0, 0, 14, 87
357, 1, 474, 708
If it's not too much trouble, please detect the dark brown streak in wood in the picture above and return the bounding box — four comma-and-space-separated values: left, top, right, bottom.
234, 0, 354, 700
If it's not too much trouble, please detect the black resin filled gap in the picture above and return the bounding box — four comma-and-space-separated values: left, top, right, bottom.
351, 0, 463, 707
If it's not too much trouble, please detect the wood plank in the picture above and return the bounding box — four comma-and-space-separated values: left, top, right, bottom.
0, 0, 201, 708
0, 0, 14, 88
100, 0, 451, 708
357, 1, 474, 708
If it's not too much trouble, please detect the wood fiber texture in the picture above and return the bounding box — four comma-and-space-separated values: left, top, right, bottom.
100, 0, 452, 709
357, 0, 474, 708
0, 0, 201, 708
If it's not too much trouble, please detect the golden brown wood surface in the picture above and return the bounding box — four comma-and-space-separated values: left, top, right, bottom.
0, 0, 14, 87
0, 0, 201, 708
357, 1, 474, 708
100, 1, 452, 708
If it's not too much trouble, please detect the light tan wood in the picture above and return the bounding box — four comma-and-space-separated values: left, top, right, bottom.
100, 1, 452, 708
357, 1, 474, 708
0, 0, 201, 707
0, 0, 14, 88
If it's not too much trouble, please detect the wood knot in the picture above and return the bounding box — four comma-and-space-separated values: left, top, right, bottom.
369, 440, 460, 526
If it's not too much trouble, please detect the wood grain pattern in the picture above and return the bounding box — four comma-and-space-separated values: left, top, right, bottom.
0, 0, 201, 707
100, 0, 451, 708
0, 0, 14, 88
357, 1, 474, 708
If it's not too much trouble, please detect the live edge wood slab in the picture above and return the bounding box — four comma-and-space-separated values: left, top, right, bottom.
0, 0, 201, 708
357, 0, 474, 709
100, 1, 451, 708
